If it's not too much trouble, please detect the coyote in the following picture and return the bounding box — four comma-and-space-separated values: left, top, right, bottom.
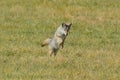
41, 23, 72, 56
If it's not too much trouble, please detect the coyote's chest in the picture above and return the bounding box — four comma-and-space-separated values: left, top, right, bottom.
54, 34, 65, 45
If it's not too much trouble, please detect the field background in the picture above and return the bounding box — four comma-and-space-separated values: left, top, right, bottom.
0, 0, 120, 80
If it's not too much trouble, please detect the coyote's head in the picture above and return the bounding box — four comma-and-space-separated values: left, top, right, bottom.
61, 22, 72, 36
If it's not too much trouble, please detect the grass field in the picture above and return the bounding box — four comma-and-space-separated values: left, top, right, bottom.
0, 0, 120, 80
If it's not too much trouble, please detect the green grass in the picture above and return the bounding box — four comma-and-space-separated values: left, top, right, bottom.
0, 0, 120, 80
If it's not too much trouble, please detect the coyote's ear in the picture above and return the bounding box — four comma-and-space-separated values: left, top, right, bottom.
62, 23, 66, 27
66, 23, 72, 31
69, 23, 72, 27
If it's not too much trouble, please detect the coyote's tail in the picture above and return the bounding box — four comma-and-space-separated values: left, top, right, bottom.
41, 38, 52, 47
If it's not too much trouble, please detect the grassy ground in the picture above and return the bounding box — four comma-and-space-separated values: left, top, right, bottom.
0, 0, 120, 80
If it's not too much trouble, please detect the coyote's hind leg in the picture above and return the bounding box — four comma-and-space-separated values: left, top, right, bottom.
49, 49, 54, 56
